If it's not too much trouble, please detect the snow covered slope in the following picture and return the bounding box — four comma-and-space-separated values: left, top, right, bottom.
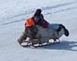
0, 0, 77, 61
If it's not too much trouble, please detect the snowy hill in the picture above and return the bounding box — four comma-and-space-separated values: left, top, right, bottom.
0, 0, 77, 61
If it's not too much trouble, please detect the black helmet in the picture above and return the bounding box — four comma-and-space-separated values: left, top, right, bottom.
36, 9, 42, 13
35, 9, 42, 15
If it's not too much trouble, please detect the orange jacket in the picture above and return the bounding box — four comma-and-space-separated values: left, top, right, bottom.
25, 17, 35, 28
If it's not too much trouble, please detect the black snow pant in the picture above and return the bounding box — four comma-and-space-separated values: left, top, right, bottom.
18, 26, 38, 44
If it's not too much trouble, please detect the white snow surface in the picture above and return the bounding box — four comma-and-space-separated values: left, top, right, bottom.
0, 0, 77, 61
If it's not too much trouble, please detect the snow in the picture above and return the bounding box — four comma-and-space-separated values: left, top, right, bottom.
0, 0, 77, 61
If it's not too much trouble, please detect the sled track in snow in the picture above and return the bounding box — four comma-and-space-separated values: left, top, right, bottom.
6, 1, 77, 19
45, 6, 77, 15
42, 1, 77, 10
0, 1, 77, 26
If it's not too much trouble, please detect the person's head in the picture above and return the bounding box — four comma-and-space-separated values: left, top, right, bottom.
34, 9, 42, 16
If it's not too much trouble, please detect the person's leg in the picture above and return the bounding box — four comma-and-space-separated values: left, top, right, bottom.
30, 26, 38, 38
18, 31, 27, 45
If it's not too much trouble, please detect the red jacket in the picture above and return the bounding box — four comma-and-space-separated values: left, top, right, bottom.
25, 17, 36, 28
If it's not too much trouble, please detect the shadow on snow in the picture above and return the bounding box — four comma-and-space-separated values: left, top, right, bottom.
37, 40, 77, 51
